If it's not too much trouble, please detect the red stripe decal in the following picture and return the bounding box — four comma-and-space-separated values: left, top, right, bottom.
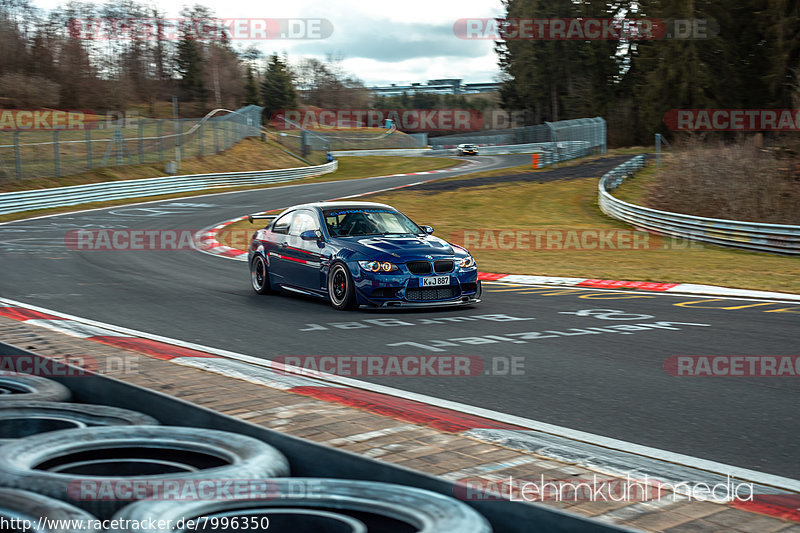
89, 336, 219, 361
731, 494, 800, 522
0, 307, 66, 321
577, 279, 678, 291
290, 386, 526, 433
477, 272, 508, 281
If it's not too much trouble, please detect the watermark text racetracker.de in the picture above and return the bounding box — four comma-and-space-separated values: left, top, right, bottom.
665, 355, 800, 377
450, 229, 703, 251
65, 229, 204, 251
271, 109, 483, 132
67, 17, 332, 40
454, 18, 715, 40
0, 109, 98, 130
664, 109, 800, 131
273, 355, 524, 378
0, 354, 139, 377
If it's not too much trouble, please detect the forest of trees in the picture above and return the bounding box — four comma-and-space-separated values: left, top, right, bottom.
497, 0, 800, 145
2, 0, 799, 143
0, 0, 370, 118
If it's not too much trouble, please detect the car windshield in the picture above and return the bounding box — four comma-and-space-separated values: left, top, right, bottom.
323, 208, 422, 237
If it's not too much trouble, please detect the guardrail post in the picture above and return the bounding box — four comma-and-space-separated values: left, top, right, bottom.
157, 120, 164, 161
13, 131, 22, 180
198, 124, 204, 157
86, 129, 92, 170
179, 119, 185, 162
115, 128, 124, 166
53, 130, 61, 177
600, 117, 607, 154
138, 119, 144, 164
214, 122, 220, 153
655, 133, 662, 167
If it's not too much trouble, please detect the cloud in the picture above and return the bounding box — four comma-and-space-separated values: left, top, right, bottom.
291, 19, 491, 62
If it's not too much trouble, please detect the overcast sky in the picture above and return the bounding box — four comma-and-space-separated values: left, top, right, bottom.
33, 0, 505, 86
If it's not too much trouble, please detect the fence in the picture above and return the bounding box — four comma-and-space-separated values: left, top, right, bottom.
0, 106, 263, 181
272, 119, 425, 159
599, 155, 800, 255
429, 117, 607, 154
0, 160, 337, 216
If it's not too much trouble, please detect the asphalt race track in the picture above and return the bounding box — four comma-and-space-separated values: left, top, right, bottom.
1, 154, 798, 480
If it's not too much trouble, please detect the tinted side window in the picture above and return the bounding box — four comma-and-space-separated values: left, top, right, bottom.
272, 212, 293, 235
290, 210, 320, 236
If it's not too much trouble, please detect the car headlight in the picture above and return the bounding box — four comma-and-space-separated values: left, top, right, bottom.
358, 260, 398, 273
459, 256, 476, 268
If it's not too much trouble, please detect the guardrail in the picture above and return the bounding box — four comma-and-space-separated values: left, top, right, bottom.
333, 141, 591, 162
599, 155, 800, 255
0, 161, 337, 216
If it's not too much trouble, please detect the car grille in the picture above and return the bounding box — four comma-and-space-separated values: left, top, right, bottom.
406, 261, 432, 274
406, 287, 459, 301
433, 260, 454, 273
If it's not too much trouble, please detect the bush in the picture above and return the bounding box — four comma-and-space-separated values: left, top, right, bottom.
647, 138, 800, 224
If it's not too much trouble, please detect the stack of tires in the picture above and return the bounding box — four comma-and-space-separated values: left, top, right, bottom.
0, 375, 491, 532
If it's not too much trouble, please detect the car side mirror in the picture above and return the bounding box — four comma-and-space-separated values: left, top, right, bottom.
300, 229, 323, 241
420, 225, 434, 235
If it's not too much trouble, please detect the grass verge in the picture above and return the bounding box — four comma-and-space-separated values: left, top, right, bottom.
221, 160, 799, 293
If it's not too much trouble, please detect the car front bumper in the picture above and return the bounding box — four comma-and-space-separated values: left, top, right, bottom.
351, 265, 481, 308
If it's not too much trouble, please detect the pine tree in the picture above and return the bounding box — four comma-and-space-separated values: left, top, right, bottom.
243, 67, 260, 106
175, 24, 206, 102
260, 54, 297, 119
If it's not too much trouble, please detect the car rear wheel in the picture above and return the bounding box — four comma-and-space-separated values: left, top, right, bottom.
328, 263, 356, 310
251, 255, 272, 295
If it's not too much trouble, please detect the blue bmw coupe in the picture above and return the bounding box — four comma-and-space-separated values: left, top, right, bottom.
247, 201, 481, 310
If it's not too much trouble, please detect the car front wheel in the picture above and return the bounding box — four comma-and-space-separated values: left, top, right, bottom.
328, 262, 356, 310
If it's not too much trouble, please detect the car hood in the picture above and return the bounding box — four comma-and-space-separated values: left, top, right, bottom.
335, 234, 456, 259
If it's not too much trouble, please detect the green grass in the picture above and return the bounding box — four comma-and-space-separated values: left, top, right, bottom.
610, 163, 659, 204
364, 176, 797, 293
218, 154, 800, 293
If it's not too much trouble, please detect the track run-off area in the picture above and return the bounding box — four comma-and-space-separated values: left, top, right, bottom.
0, 153, 797, 487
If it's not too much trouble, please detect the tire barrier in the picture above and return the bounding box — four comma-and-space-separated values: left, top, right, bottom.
0, 401, 159, 443
112, 478, 492, 533
0, 344, 627, 532
0, 375, 71, 403
0, 426, 291, 518
0, 488, 100, 533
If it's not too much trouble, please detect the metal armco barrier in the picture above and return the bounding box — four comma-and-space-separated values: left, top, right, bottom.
599, 155, 800, 255
333, 141, 591, 162
0, 161, 337, 216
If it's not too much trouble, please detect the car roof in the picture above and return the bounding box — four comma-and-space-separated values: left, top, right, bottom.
286, 201, 396, 212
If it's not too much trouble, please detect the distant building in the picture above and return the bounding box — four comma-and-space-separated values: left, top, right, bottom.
371, 79, 500, 97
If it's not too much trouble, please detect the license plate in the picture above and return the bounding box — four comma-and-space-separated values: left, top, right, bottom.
421, 276, 449, 287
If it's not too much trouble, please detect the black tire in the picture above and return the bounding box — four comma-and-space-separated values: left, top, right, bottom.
327, 262, 356, 310
0, 488, 101, 533
0, 401, 159, 444
0, 425, 290, 518
0, 375, 71, 403
111, 478, 491, 533
250, 254, 272, 295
